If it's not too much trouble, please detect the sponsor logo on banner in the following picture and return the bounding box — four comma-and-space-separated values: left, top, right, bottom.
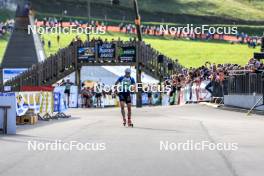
40, 92, 53, 115
118, 46, 136, 62
78, 47, 95, 62
16, 92, 53, 116
98, 43, 115, 61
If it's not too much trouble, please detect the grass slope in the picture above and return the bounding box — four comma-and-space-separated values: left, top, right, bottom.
135, 0, 264, 21
0, 38, 8, 64
35, 0, 264, 21
41, 31, 259, 68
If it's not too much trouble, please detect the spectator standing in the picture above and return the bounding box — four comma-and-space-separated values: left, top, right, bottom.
81, 87, 93, 108
95, 81, 103, 108
61, 79, 74, 107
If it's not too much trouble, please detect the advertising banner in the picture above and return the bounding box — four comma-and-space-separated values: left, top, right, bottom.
179, 81, 211, 104
21, 86, 54, 92
98, 43, 115, 61
102, 95, 117, 107
39, 92, 53, 115
142, 93, 149, 105
118, 46, 136, 62
162, 93, 170, 106
92, 94, 116, 107
53, 86, 67, 112
16, 91, 53, 116
69, 86, 78, 108
53, 92, 61, 112
131, 93, 161, 106
198, 81, 212, 101
16, 92, 41, 116
152, 93, 161, 105
78, 47, 95, 62
3, 68, 27, 83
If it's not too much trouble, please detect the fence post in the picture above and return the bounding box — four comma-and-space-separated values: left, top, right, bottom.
136, 42, 142, 108
0, 68, 3, 91
73, 42, 81, 93
0, 106, 11, 134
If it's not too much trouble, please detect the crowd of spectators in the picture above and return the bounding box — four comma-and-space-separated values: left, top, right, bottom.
119, 22, 262, 44
179, 58, 264, 81
164, 57, 264, 104
236, 32, 260, 48
38, 17, 261, 45
0, 19, 14, 37
58, 78, 109, 108
80, 81, 108, 108
39, 17, 105, 29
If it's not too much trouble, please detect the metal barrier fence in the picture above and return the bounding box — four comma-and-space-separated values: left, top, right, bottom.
227, 73, 263, 95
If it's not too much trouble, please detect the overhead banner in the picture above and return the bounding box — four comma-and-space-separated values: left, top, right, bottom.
78, 47, 95, 62
3, 68, 27, 83
98, 43, 115, 61
118, 46, 136, 62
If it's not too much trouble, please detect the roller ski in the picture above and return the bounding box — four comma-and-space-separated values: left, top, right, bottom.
127, 118, 134, 128
122, 118, 126, 126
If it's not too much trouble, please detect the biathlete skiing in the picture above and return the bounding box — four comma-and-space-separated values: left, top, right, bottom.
115, 68, 136, 127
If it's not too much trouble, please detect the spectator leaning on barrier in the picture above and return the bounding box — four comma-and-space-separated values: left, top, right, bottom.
161, 57, 264, 104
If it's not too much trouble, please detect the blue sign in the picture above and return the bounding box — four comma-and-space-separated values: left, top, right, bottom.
3, 68, 27, 83
53, 86, 67, 112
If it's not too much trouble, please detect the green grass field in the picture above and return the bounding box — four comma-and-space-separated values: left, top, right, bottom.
57, 0, 264, 21
42, 31, 259, 68
136, 0, 264, 21
0, 38, 8, 64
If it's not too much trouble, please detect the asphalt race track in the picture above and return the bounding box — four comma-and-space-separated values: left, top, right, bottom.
1, 104, 264, 176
